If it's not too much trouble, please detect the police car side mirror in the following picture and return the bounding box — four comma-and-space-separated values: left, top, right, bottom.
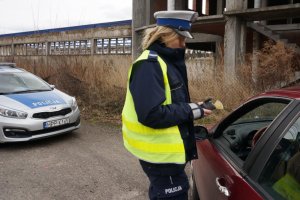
194, 126, 209, 140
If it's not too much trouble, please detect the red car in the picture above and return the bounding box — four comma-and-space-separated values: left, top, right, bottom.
191, 86, 300, 200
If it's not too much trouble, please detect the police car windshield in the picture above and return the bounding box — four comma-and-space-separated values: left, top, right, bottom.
0, 72, 51, 94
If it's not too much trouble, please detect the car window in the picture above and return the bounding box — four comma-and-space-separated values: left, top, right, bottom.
221, 101, 288, 161
0, 72, 51, 94
258, 116, 300, 200
235, 103, 286, 124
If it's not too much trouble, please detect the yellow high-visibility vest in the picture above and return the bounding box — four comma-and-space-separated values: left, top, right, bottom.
273, 173, 300, 200
122, 50, 185, 164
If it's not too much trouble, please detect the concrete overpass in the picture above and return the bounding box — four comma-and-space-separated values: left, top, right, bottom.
0, 20, 132, 57
0, 20, 134, 94
132, 0, 300, 83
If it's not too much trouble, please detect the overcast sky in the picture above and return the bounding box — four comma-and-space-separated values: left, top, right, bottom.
0, 0, 132, 35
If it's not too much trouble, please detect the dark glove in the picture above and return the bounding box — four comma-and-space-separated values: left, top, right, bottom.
200, 98, 216, 110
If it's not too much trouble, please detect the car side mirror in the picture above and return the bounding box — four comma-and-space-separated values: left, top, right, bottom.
194, 126, 209, 140
50, 85, 55, 89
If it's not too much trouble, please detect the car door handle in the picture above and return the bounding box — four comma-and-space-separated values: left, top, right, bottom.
216, 177, 230, 197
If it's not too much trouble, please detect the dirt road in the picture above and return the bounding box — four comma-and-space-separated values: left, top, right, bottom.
0, 121, 149, 200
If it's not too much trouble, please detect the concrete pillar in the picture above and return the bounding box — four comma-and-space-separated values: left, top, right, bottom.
252, 33, 260, 83
252, 0, 262, 83
123, 38, 126, 54
243, 0, 248, 9
193, 0, 202, 14
217, 0, 224, 14
68, 41, 71, 55
168, 0, 188, 10
226, 0, 243, 10
254, 0, 261, 8
288, 0, 294, 23
261, 0, 267, 25
215, 40, 223, 66
90, 39, 94, 55
132, 0, 147, 59
11, 37, 15, 57
174, 0, 187, 10
25, 44, 27, 56
168, 0, 186, 10
224, 16, 242, 82
240, 22, 247, 65
168, 0, 175, 10
11, 43, 14, 57
108, 39, 111, 54
133, 0, 185, 60
45, 42, 49, 56
223, 0, 246, 83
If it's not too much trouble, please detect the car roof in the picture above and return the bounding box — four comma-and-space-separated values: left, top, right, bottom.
0, 63, 24, 73
257, 86, 300, 100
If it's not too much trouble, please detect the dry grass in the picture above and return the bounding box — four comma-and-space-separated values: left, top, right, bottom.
6, 55, 130, 124
1, 40, 298, 124
187, 40, 299, 124
187, 59, 256, 125
243, 41, 300, 91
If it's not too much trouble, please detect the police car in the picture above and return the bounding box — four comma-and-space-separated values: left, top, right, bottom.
0, 63, 80, 143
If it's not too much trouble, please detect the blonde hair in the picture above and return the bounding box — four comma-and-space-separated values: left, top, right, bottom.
141, 26, 179, 50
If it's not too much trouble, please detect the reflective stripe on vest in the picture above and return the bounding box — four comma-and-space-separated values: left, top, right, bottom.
122, 50, 185, 164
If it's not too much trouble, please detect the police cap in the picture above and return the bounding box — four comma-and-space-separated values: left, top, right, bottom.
154, 10, 198, 39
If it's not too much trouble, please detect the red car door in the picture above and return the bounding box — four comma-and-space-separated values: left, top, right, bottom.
192, 97, 294, 200
193, 139, 263, 200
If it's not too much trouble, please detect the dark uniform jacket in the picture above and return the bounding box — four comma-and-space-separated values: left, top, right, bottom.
129, 41, 198, 162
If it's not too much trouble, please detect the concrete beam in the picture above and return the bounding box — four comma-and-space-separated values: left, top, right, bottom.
186, 33, 223, 43
224, 3, 300, 21
136, 15, 226, 33
267, 24, 300, 31
193, 15, 225, 25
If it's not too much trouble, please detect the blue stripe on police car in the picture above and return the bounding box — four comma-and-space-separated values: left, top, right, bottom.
5, 91, 66, 108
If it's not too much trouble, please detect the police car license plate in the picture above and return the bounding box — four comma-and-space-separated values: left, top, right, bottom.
43, 118, 70, 129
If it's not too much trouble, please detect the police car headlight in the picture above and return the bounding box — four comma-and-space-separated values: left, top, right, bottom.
71, 98, 78, 111
0, 106, 28, 119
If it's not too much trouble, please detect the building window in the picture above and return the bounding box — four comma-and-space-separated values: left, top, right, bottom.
64, 41, 70, 54
0, 36, 132, 56
110, 38, 117, 54
124, 37, 132, 54
75, 41, 80, 54
86, 40, 91, 54
117, 38, 124, 54
0, 45, 12, 56
69, 41, 75, 54
95, 39, 103, 54
103, 39, 109, 54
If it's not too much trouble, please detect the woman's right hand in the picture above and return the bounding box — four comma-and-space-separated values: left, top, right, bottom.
203, 108, 212, 116
197, 102, 212, 116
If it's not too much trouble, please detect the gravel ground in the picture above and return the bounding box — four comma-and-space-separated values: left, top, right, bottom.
0, 121, 149, 200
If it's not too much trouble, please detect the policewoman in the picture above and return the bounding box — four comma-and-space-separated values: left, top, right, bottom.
122, 10, 212, 200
